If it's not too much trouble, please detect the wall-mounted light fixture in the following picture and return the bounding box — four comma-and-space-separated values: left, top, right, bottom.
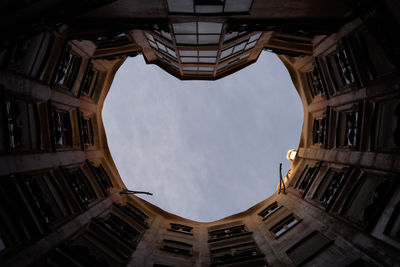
286, 149, 297, 162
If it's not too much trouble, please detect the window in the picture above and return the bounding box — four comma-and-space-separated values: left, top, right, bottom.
336, 108, 359, 149
179, 50, 217, 64
183, 66, 213, 75
224, 31, 249, 43
295, 163, 321, 198
306, 60, 327, 98
347, 30, 395, 80
216, 53, 250, 73
211, 242, 263, 265
371, 99, 400, 152
80, 63, 100, 98
326, 48, 356, 91
80, 113, 94, 147
161, 239, 192, 255
95, 214, 140, 248
313, 115, 327, 146
172, 22, 222, 45
20, 173, 72, 228
146, 33, 177, 61
52, 45, 81, 90
167, 0, 253, 14
0, 175, 32, 250
4, 98, 40, 152
258, 202, 282, 220
64, 167, 97, 208
5, 32, 54, 78
270, 214, 301, 238
341, 174, 394, 230
312, 169, 348, 210
169, 223, 193, 235
52, 109, 72, 148
155, 54, 180, 72
384, 202, 400, 241
209, 225, 250, 242
89, 162, 113, 195
40, 243, 111, 267
286, 231, 332, 266
117, 203, 149, 227
93, 32, 132, 49
220, 33, 261, 61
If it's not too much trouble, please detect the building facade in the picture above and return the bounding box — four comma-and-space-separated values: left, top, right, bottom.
0, 0, 399, 266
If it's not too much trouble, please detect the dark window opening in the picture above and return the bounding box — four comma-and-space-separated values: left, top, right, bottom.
93, 33, 132, 49
52, 45, 81, 90
258, 202, 282, 220
313, 116, 326, 145
286, 231, 332, 266
80, 63, 100, 98
211, 242, 263, 265
384, 201, 400, 241
65, 168, 97, 207
326, 48, 356, 91
306, 60, 327, 98
341, 174, 394, 230
4, 98, 40, 152
52, 109, 72, 148
313, 169, 348, 210
89, 162, 113, 195
80, 113, 94, 147
170, 223, 193, 234
209, 225, 250, 242
269, 213, 300, 238
116, 203, 149, 228
95, 214, 140, 248
336, 108, 359, 149
161, 239, 192, 255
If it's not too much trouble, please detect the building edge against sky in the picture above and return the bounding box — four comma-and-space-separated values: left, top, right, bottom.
0, 1, 399, 266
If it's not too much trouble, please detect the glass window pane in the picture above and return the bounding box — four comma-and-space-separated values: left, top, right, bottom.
173, 22, 197, 34
198, 22, 222, 34
181, 57, 198, 63
199, 50, 217, 57
198, 67, 213, 71
170, 61, 179, 70
167, 47, 176, 58
240, 53, 250, 60
221, 47, 233, 58
245, 40, 257, 50
149, 40, 157, 48
224, 31, 238, 42
198, 35, 220, 45
195, 5, 223, 13
249, 32, 262, 43
199, 57, 216, 63
233, 42, 246, 53
179, 50, 197, 56
224, 0, 253, 12
145, 32, 154, 42
167, 0, 194, 13
175, 35, 197, 45
156, 41, 166, 51
183, 67, 198, 71
161, 31, 172, 41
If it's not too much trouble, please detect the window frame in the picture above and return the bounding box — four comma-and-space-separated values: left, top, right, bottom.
269, 213, 301, 239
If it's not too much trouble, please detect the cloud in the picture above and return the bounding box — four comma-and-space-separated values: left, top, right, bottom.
102, 52, 303, 222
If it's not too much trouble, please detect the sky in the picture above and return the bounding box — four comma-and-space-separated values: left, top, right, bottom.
102, 52, 303, 222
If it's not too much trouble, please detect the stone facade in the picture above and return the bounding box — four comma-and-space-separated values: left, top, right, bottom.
0, 1, 399, 266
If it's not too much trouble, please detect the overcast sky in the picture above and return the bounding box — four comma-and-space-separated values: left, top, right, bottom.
103, 52, 303, 222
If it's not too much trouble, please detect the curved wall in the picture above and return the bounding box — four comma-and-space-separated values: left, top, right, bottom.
0, 1, 399, 266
